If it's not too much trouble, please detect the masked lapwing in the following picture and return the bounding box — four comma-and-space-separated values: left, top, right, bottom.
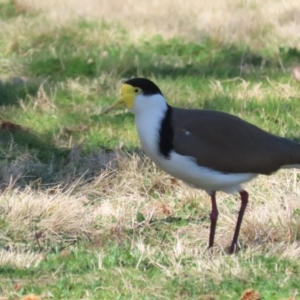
105, 77, 300, 253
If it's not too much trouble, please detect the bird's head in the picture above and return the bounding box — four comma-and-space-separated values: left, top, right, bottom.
105, 78, 166, 114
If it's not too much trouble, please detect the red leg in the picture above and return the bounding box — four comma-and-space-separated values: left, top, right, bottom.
209, 191, 218, 248
229, 190, 249, 254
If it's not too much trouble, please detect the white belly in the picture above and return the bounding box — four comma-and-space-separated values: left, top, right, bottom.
148, 150, 257, 194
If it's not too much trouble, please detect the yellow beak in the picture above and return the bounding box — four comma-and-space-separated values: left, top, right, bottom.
105, 84, 136, 114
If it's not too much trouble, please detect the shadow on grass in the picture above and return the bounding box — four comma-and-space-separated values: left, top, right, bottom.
16, 19, 300, 81
0, 124, 71, 188
26, 39, 278, 80
24, 33, 300, 85
0, 120, 122, 190
0, 78, 41, 106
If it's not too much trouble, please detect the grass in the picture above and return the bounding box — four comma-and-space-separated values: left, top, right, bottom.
1, 248, 299, 299
1, 0, 300, 299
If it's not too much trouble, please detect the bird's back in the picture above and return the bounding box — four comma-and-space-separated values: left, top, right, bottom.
171, 108, 300, 174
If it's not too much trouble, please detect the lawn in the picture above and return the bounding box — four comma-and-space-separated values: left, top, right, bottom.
1, 0, 300, 299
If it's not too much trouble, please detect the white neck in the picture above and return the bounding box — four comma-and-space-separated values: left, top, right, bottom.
130, 94, 168, 161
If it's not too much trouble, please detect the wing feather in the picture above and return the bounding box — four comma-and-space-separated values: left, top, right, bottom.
171, 108, 300, 174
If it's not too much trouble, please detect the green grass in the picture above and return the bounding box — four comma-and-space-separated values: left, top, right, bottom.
1, 242, 300, 299
1, 1, 300, 299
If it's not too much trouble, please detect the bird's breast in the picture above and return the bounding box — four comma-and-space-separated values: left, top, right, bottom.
134, 108, 167, 159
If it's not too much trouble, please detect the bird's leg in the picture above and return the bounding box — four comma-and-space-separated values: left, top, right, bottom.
229, 190, 249, 254
209, 191, 218, 248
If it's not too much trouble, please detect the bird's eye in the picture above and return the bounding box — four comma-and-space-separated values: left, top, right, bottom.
134, 89, 139, 93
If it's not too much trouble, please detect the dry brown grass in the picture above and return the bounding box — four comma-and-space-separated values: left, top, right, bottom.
1, 150, 300, 270
14, 0, 300, 49
209, 78, 300, 102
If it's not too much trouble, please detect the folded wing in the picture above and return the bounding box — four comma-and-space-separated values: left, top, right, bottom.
172, 108, 300, 174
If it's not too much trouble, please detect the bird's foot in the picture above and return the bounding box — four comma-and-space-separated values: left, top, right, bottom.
226, 243, 240, 254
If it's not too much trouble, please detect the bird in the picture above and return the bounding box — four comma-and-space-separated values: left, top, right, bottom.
105, 77, 300, 253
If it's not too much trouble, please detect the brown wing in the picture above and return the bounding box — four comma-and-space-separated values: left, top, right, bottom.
171, 108, 300, 174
